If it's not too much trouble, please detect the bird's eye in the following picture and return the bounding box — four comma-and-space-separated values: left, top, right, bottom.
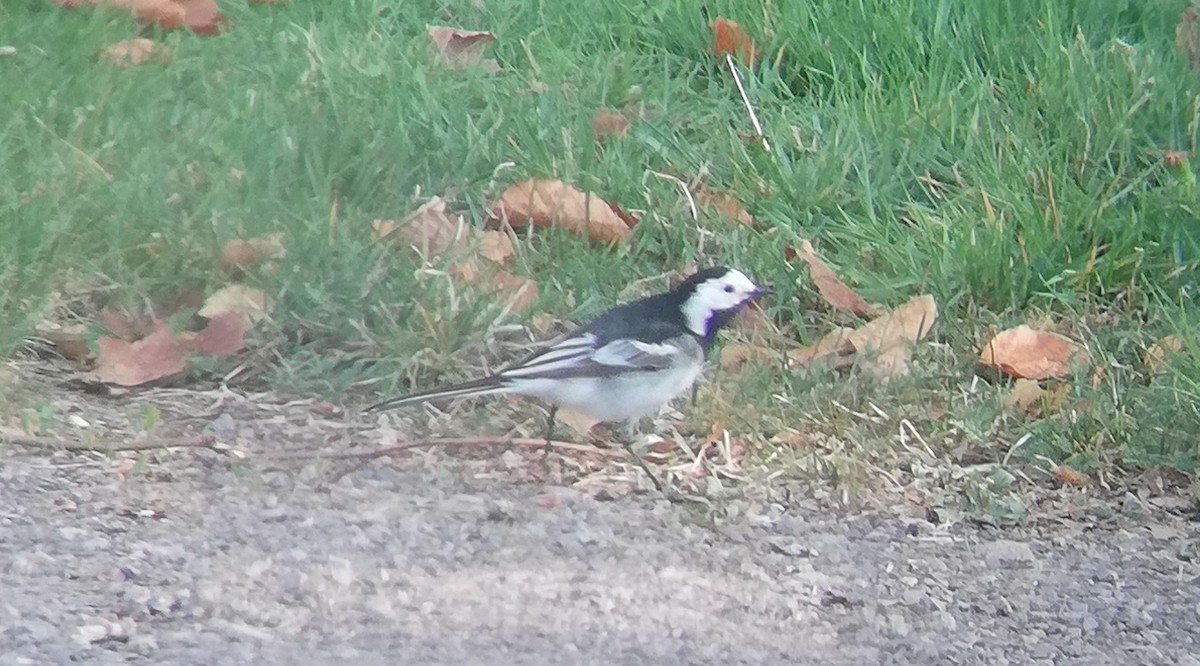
723, 285, 735, 293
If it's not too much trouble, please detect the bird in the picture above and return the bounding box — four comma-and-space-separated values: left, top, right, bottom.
365, 265, 770, 488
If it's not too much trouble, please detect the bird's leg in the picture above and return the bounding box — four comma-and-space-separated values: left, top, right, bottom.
542, 404, 559, 460
617, 423, 663, 492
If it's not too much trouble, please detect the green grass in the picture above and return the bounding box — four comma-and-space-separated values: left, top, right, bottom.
3, 0, 1200, 482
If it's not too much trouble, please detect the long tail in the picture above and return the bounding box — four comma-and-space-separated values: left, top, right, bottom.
364, 375, 513, 413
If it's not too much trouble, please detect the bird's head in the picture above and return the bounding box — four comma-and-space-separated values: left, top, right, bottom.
675, 266, 770, 341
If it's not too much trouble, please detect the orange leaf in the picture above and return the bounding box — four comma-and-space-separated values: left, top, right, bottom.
719, 343, 782, 371
477, 230, 515, 266
38, 325, 91, 363
1052, 465, 1088, 487
100, 308, 141, 341
794, 240, 879, 317
179, 312, 246, 357
491, 179, 632, 245
696, 187, 755, 227
101, 38, 167, 67
178, 0, 225, 35
133, 0, 185, 30
376, 196, 469, 259
843, 294, 938, 379
1004, 378, 1046, 416
979, 325, 1084, 380
710, 17, 757, 65
489, 271, 539, 315
220, 234, 286, 278
427, 26, 496, 70
593, 108, 630, 141
95, 321, 187, 386
1144, 335, 1184, 374
788, 327, 855, 367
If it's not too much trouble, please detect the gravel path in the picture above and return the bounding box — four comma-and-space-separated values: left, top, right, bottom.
2, 438, 1199, 666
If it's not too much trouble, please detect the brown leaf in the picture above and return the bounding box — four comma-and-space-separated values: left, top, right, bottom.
178, 312, 246, 357
979, 325, 1084, 380
710, 17, 757, 66
844, 294, 938, 379
696, 186, 755, 227
491, 179, 632, 245
95, 321, 187, 386
731, 302, 773, 332
794, 240, 879, 317
220, 234, 286, 278
198, 285, 270, 329
719, 343, 782, 371
477, 230, 515, 265
377, 196, 469, 259
489, 271, 539, 315
101, 38, 168, 67
788, 327, 854, 366
1144, 335, 1184, 374
133, 0, 185, 30
1005, 378, 1046, 416
1052, 465, 1088, 487
593, 108, 630, 141
1178, 6, 1200, 70
100, 308, 140, 341
427, 26, 496, 70
1163, 150, 1189, 168
39, 324, 90, 362
178, 0, 224, 35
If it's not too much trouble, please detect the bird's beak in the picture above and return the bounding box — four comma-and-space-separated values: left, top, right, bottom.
751, 285, 773, 299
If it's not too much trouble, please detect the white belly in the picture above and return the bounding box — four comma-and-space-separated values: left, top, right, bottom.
509, 359, 705, 422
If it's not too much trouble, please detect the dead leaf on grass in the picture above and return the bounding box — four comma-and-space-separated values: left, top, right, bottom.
375, 196, 469, 259
95, 320, 188, 386
794, 240, 879, 317
491, 179, 632, 245
710, 17, 757, 66
198, 285, 271, 328
477, 230, 515, 265
220, 234, 286, 279
593, 108, 630, 141
177, 312, 246, 357
557, 406, 601, 437
427, 25, 496, 70
979, 325, 1084, 380
133, 0, 225, 35
720, 343, 782, 371
1052, 465, 1088, 487
696, 186, 755, 227
787, 327, 854, 367
101, 38, 168, 67
1144, 335, 1184, 374
843, 294, 938, 379
488, 271, 539, 315
38, 324, 91, 362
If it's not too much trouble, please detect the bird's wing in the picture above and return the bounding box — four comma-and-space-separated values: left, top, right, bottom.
501, 332, 698, 381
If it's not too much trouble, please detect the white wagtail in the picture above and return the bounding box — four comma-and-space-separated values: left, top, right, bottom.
366, 266, 770, 487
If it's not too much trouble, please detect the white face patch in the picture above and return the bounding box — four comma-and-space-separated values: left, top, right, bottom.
682, 268, 761, 335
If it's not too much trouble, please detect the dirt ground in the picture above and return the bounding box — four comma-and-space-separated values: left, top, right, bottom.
2, 383, 1199, 666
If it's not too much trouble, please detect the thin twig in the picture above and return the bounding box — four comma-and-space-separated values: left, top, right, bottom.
724, 53, 771, 152
2, 433, 218, 453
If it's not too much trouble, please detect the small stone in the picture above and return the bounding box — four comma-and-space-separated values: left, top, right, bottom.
978, 539, 1036, 566
67, 414, 90, 428
73, 624, 109, 645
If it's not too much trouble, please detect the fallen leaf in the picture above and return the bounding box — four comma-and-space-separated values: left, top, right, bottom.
220, 234, 286, 278
198, 285, 270, 328
427, 25, 496, 70
101, 38, 167, 67
710, 17, 757, 65
795, 240, 879, 317
132, 0, 185, 30
979, 325, 1084, 380
732, 302, 773, 332
720, 343, 782, 371
844, 295, 938, 379
39, 324, 90, 362
593, 108, 630, 141
477, 230, 515, 265
178, 312, 246, 357
1005, 378, 1046, 415
1178, 6, 1200, 70
788, 327, 854, 366
95, 321, 187, 386
489, 271, 539, 315
1144, 335, 1184, 374
377, 196, 469, 259
100, 308, 141, 341
1163, 150, 1190, 169
1052, 465, 1088, 487
696, 187, 755, 227
557, 406, 600, 437
491, 179, 632, 245
177, 0, 224, 35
